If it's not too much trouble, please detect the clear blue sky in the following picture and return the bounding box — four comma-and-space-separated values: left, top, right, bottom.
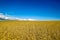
0, 0, 60, 20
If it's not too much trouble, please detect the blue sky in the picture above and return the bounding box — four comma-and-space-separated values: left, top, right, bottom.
0, 0, 60, 20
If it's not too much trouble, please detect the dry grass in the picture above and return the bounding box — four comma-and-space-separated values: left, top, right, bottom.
0, 20, 60, 40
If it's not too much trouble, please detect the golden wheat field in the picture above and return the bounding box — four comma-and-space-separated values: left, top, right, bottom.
0, 20, 60, 40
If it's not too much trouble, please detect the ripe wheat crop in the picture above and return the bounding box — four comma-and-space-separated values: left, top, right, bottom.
0, 20, 60, 40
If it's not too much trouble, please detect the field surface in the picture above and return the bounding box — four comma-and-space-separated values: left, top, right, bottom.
0, 20, 60, 40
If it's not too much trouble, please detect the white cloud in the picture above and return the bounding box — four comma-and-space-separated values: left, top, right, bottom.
0, 13, 35, 21
0, 13, 16, 20
0, 13, 5, 18
0, 13, 59, 21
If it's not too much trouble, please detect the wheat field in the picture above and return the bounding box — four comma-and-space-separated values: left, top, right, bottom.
0, 20, 60, 40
